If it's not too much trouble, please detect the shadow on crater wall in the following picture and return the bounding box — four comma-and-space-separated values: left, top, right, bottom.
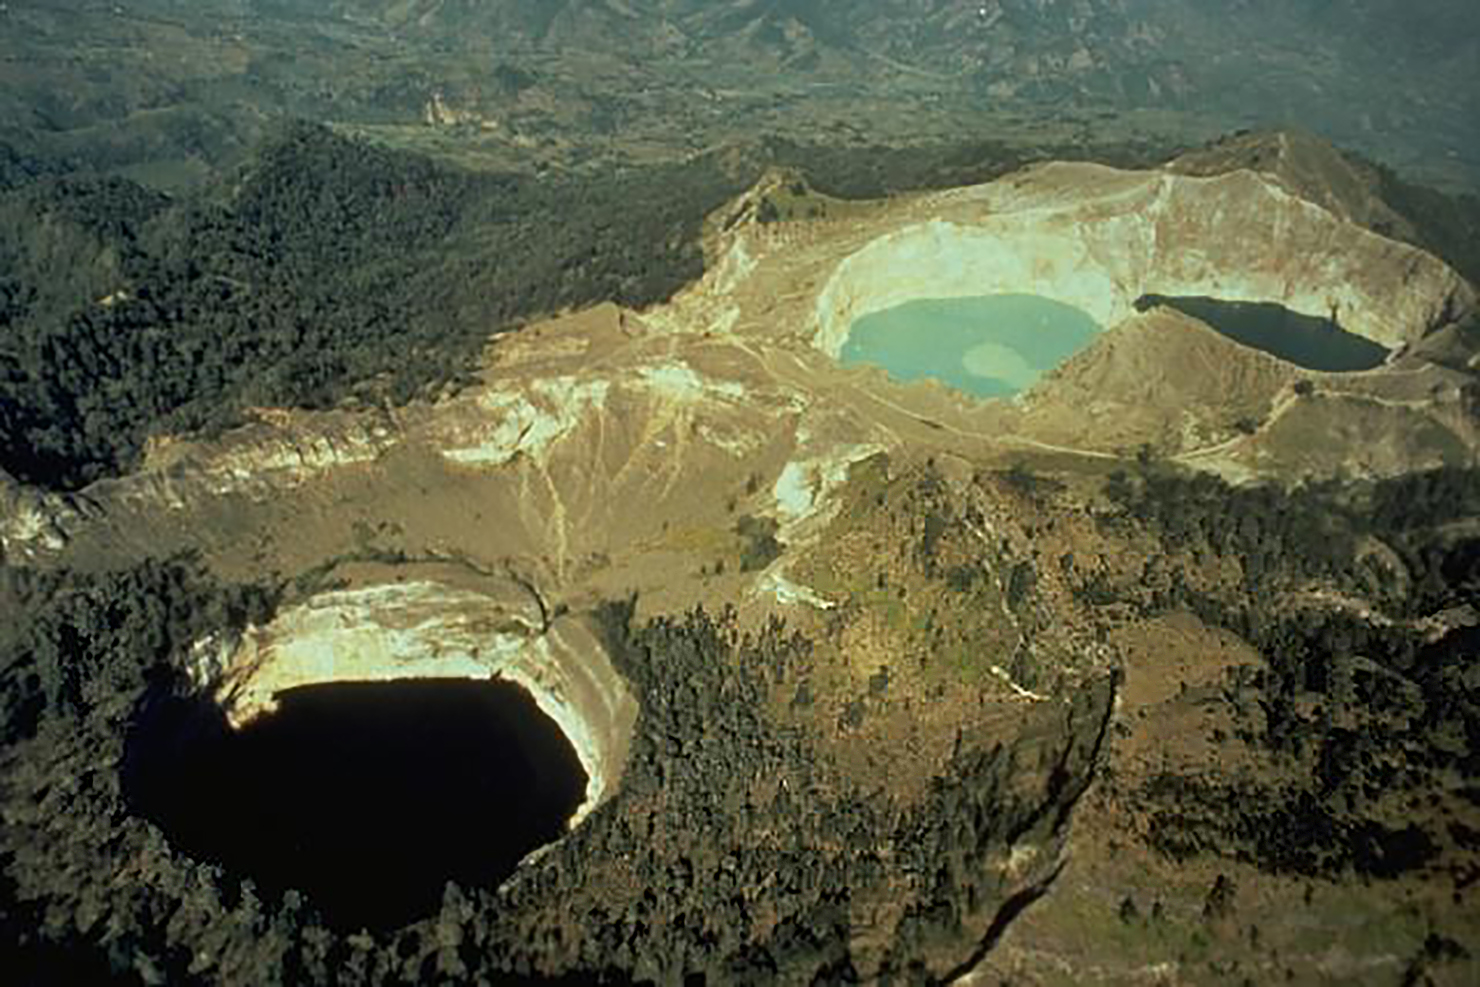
122, 679, 587, 933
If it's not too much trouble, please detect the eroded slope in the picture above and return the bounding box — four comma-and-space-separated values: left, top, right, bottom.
3, 136, 1479, 983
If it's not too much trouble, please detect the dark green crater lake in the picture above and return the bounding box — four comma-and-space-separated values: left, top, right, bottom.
1137, 294, 1390, 372
839, 294, 1103, 398
122, 678, 587, 933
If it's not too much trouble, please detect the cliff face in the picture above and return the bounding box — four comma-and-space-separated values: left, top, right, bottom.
811, 162, 1475, 354
6, 141, 1477, 570
4, 136, 1479, 983
1167, 129, 1423, 240
214, 581, 637, 827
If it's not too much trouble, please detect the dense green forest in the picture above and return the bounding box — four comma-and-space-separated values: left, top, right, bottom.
1098, 464, 1480, 882
1103, 463, 1480, 614
0, 122, 752, 490
4, 122, 1474, 492
0, 123, 1177, 493
0, 560, 1111, 984
0, 559, 280, 982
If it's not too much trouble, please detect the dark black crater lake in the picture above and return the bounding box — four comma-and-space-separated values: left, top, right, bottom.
123, 678, 587, 932
1137, 294, 1390, 371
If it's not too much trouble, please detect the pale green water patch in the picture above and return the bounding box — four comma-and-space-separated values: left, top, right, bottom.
839, 294, 1103, 398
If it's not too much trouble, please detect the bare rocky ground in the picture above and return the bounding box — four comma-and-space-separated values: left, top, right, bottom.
6, 134, 1472, 573
2, 132, 1479, 982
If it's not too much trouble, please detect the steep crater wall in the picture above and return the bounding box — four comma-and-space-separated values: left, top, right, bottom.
812, 167, 1477, 359
208, 581, 637, 827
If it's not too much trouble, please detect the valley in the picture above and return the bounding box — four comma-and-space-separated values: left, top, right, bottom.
3, 1, 1479, 193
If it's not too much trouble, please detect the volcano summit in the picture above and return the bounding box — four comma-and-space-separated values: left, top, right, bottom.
3, 128, 1479, 984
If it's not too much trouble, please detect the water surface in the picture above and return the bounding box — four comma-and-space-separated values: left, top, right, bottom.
840, 294, 1102, 398
123, 678, 587, 932
1137, 294, 1390, 371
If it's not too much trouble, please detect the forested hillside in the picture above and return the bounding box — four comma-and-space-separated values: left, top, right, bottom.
1096, 464, 1480, 882
6, 467, 1475, 981
3, 119, 1475, 494
0, 562, 1111, 984
0, 123, 747, 490
0, 123, 1177, 493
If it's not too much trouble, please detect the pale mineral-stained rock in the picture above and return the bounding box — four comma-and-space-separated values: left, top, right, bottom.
5, 143, 1477, 781
755, 567, 836, 610
811, 163, 1475, 355
437, 378, 612, 467
15, 147, 1472, 567
0, 467, 94, 564
213, 581, 637, 828
95, 409, 399, 516
771, 441, 884, 538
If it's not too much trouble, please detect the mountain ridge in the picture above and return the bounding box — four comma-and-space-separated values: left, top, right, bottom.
3, 0, 1476, 190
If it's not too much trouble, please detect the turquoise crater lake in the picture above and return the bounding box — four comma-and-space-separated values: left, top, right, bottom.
839, 294, 1103, 398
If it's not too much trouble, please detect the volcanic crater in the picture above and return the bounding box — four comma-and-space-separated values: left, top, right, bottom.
6, 133, 1479, 977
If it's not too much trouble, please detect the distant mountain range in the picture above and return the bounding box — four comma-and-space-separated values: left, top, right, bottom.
1, 0, 1476, 189
320, 0, 1169, 86
316, 0, 1480, 83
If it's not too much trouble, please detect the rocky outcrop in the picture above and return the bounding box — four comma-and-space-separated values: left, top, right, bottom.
811, 162, 1475, 355
213, 581, 637, 827
1167, 129, 1420, 241
0, 467, 94, 565
1016, 307, 1297, 456
7, 142, 1476, 576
